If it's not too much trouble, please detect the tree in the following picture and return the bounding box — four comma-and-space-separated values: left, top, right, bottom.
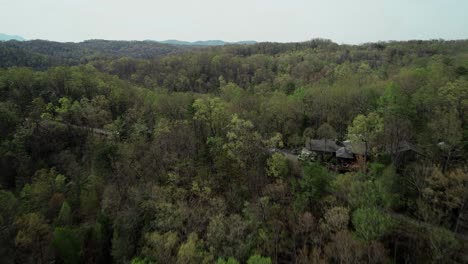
20, 168, 61, 216
54, 97, 73, 122
0, 191, 17, 263
52, 227, 83, 264
111, 207, 141, 263
14, 213, 52, 264
437, 79, 468, 121
427, 227, 459, 262
294, 163, 331, 211
419, 167, 468, 226
266, 153, 289, 179
316, 123, 337, 140
427, 109, 463, 170
193, 97, 228, 137
259, 92, 302, 143
378, 83, 415, 151
345, 177, 395, 210
141, 231, 179, 263
316, 122, 338, 162
223, 114, 267, 193
352, 207, 391, 263
352, 207, 391, 243
347, 112, 383, 171
246, 254, 272, 264
206, 214, 248, 261
0, 102, 19, 141
176, 233, 212, 264
321, 206, 350, 234
302, 127, 315, 143
216, 257, 240, 264
56, 201, 72, 226
324, 231, 365, 264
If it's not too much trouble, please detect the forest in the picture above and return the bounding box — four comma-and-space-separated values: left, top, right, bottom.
0, 38, 467, 264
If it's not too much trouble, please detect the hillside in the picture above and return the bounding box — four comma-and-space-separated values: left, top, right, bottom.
0, 39, 467, 264
158, 39, 257, 46
0, 39, 189, 68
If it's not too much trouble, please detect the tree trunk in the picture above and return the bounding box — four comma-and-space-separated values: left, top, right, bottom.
455, 196, 467, 233
364, 141, 368, 174
443, 149, 452, 173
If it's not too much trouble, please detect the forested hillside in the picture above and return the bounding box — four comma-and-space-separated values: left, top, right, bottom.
0, 39, 189, 69
0, 39, 467, 264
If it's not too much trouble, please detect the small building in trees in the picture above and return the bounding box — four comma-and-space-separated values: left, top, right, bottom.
306, 139, 341, 154
303, 138, 424, 171
385, 140, 422, 155
305, 139, 366, 159
384, 140, 426, 166
303, 139, 366, 170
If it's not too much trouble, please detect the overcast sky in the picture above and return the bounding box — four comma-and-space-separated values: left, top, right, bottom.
1, 0, 467, 44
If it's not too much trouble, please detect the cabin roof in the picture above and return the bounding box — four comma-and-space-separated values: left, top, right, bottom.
343, 141, 366, 155
336, 147, 354, 159
306, 139, 340, 153
386, 141, 424, 155
306, 138, 423, 157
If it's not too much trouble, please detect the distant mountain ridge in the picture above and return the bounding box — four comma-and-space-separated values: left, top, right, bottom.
0, 39, 188, 69
157, 39, 257, 46
0, 33, 26, 41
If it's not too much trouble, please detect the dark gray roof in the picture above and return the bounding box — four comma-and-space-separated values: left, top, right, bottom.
306, 139, 340, 153
386, 141, 424, 155
343, 141, 366, 155
336, 147, 354, 159
305, 138, 423, 158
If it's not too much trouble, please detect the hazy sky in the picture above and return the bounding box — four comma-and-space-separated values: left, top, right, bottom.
1, 0, 467, 43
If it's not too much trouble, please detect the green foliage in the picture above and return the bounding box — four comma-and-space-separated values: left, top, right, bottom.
294, 163, 331, 211
316, 123, 337, 140
57, 201, 72, 226
427, 227, 459, 262
322, 206, 350, 233
223, 114, 265, 169
266, 152, 289, 178
176, 233, 211, 264
246, 254, 272, 264
141, 231, 179, 263
216, 257, 240, 264
427, 109, 463, 147
378, 82, 415, 119
55, 97, 72, 117
52, 227, 83, 264
0, 190, 17, 262
332, 165, 398, 210
347, 112, 383, 148
14, 213, 52, 263
352, 207, 392, 243
0, 190, 17, 226
20, 168, 61, 214
130, 257, 152, 264
206, 214, 248, 261
353, 180, 393, 209
0, 102, 19, 141
418, 167, 468, 225
93, 142, 118, 177
193, 97, 228, 137
0, 39, 466, 264
54, 174, 66, 191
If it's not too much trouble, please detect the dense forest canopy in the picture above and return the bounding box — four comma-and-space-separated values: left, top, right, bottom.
0, 39, 191, 69
0, 38, 467, 264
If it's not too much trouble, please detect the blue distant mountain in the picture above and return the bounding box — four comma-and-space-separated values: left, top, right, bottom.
157, 39, 256, 46
0, 33, 26, 41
